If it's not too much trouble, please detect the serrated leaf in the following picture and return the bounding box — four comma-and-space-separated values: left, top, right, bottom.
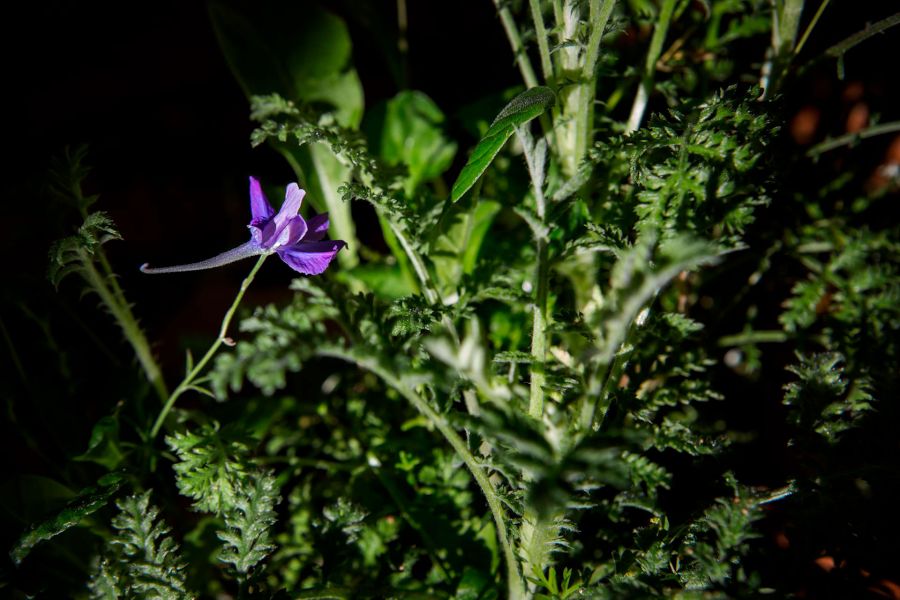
11, 473, 125, 565
493, 351, 534, 364
218, 471, 280, 574
451, 86, 556, 201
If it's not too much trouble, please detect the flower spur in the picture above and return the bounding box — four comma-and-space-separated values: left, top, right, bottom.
141, 177, 346, 275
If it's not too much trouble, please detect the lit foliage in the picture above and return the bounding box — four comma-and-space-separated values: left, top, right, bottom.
88, 491, 193, 600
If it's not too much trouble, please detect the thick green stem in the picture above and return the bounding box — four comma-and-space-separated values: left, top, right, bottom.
150, 254, 268, 438
517, 128, 551, 421
574, 0, 616, 159
80, 254, 168, 403
318, 347, 524, 599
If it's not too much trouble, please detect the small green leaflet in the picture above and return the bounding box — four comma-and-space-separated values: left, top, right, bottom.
450, 86, 556, 202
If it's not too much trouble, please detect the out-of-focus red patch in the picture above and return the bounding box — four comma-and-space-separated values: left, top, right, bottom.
842, 81, 865, 103
791, 106, 820, 145
869, 579, 900, 600
886, 135, 900, 165
866, 135, 900, 192
846, 103, 869, 133
774, 530, 790, 550
814, 556, 836, 572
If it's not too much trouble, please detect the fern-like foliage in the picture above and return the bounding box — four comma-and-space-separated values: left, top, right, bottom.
783, 352, 873, 443
590, 91, 773, 246
88, 491, 193, 600
48, 211, 122, 288
166, 422, 252, 514
218, 470, 280, 575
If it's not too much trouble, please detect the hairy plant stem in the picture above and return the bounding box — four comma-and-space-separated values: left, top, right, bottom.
529, 0, 554, 82
806, 119, 900, 156
822, 12, 900, 59
78, 251, 169, 403
517, 128, 550, 420
150, 254, 268, 438
317, 346, 525, 600
530, 241, 550, 419
574, 0, 616, 159
626, 0, 676, 133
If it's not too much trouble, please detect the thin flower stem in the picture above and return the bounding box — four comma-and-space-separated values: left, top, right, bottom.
793, 0, 830, 56
79, 253, 169, 403
317, 346, 525, 600
150, 254, 268, 438
626, 0, 675, 133
493, 0, 540, 89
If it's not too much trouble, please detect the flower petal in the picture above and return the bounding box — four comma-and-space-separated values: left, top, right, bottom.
272, 215, 308, 248
305, 213, 330, 241
277, 240, 347, 275
260, 183, 306, 248
249, 176, 274, 223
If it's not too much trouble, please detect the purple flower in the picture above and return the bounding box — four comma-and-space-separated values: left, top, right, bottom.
141, 177, 346, 275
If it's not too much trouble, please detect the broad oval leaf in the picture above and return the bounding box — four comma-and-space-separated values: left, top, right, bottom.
450, 86, 556, 202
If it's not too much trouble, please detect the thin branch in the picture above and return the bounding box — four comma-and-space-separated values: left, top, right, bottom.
793, 0, 830, 56
493, 0, 540, 88
824, 11, 900, 58
318, 346, 525, 599
626, 0, 675, 133
806, 120, 900, 157
529, 0, 554, 82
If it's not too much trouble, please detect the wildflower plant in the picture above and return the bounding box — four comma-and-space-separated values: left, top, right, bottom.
6, 1, 900, 599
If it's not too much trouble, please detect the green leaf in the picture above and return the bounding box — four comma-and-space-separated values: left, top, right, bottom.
451, 86, 556, 202
218, 471, 280, 575
74, 415, 125, 470
209, 1, 363, 127
338, 263, 416, 300
11, 473, 125, 565
431, 199, 502, 293
166, 423, 251, 514
104, 490, 193, 599
376, 90, 457, 196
